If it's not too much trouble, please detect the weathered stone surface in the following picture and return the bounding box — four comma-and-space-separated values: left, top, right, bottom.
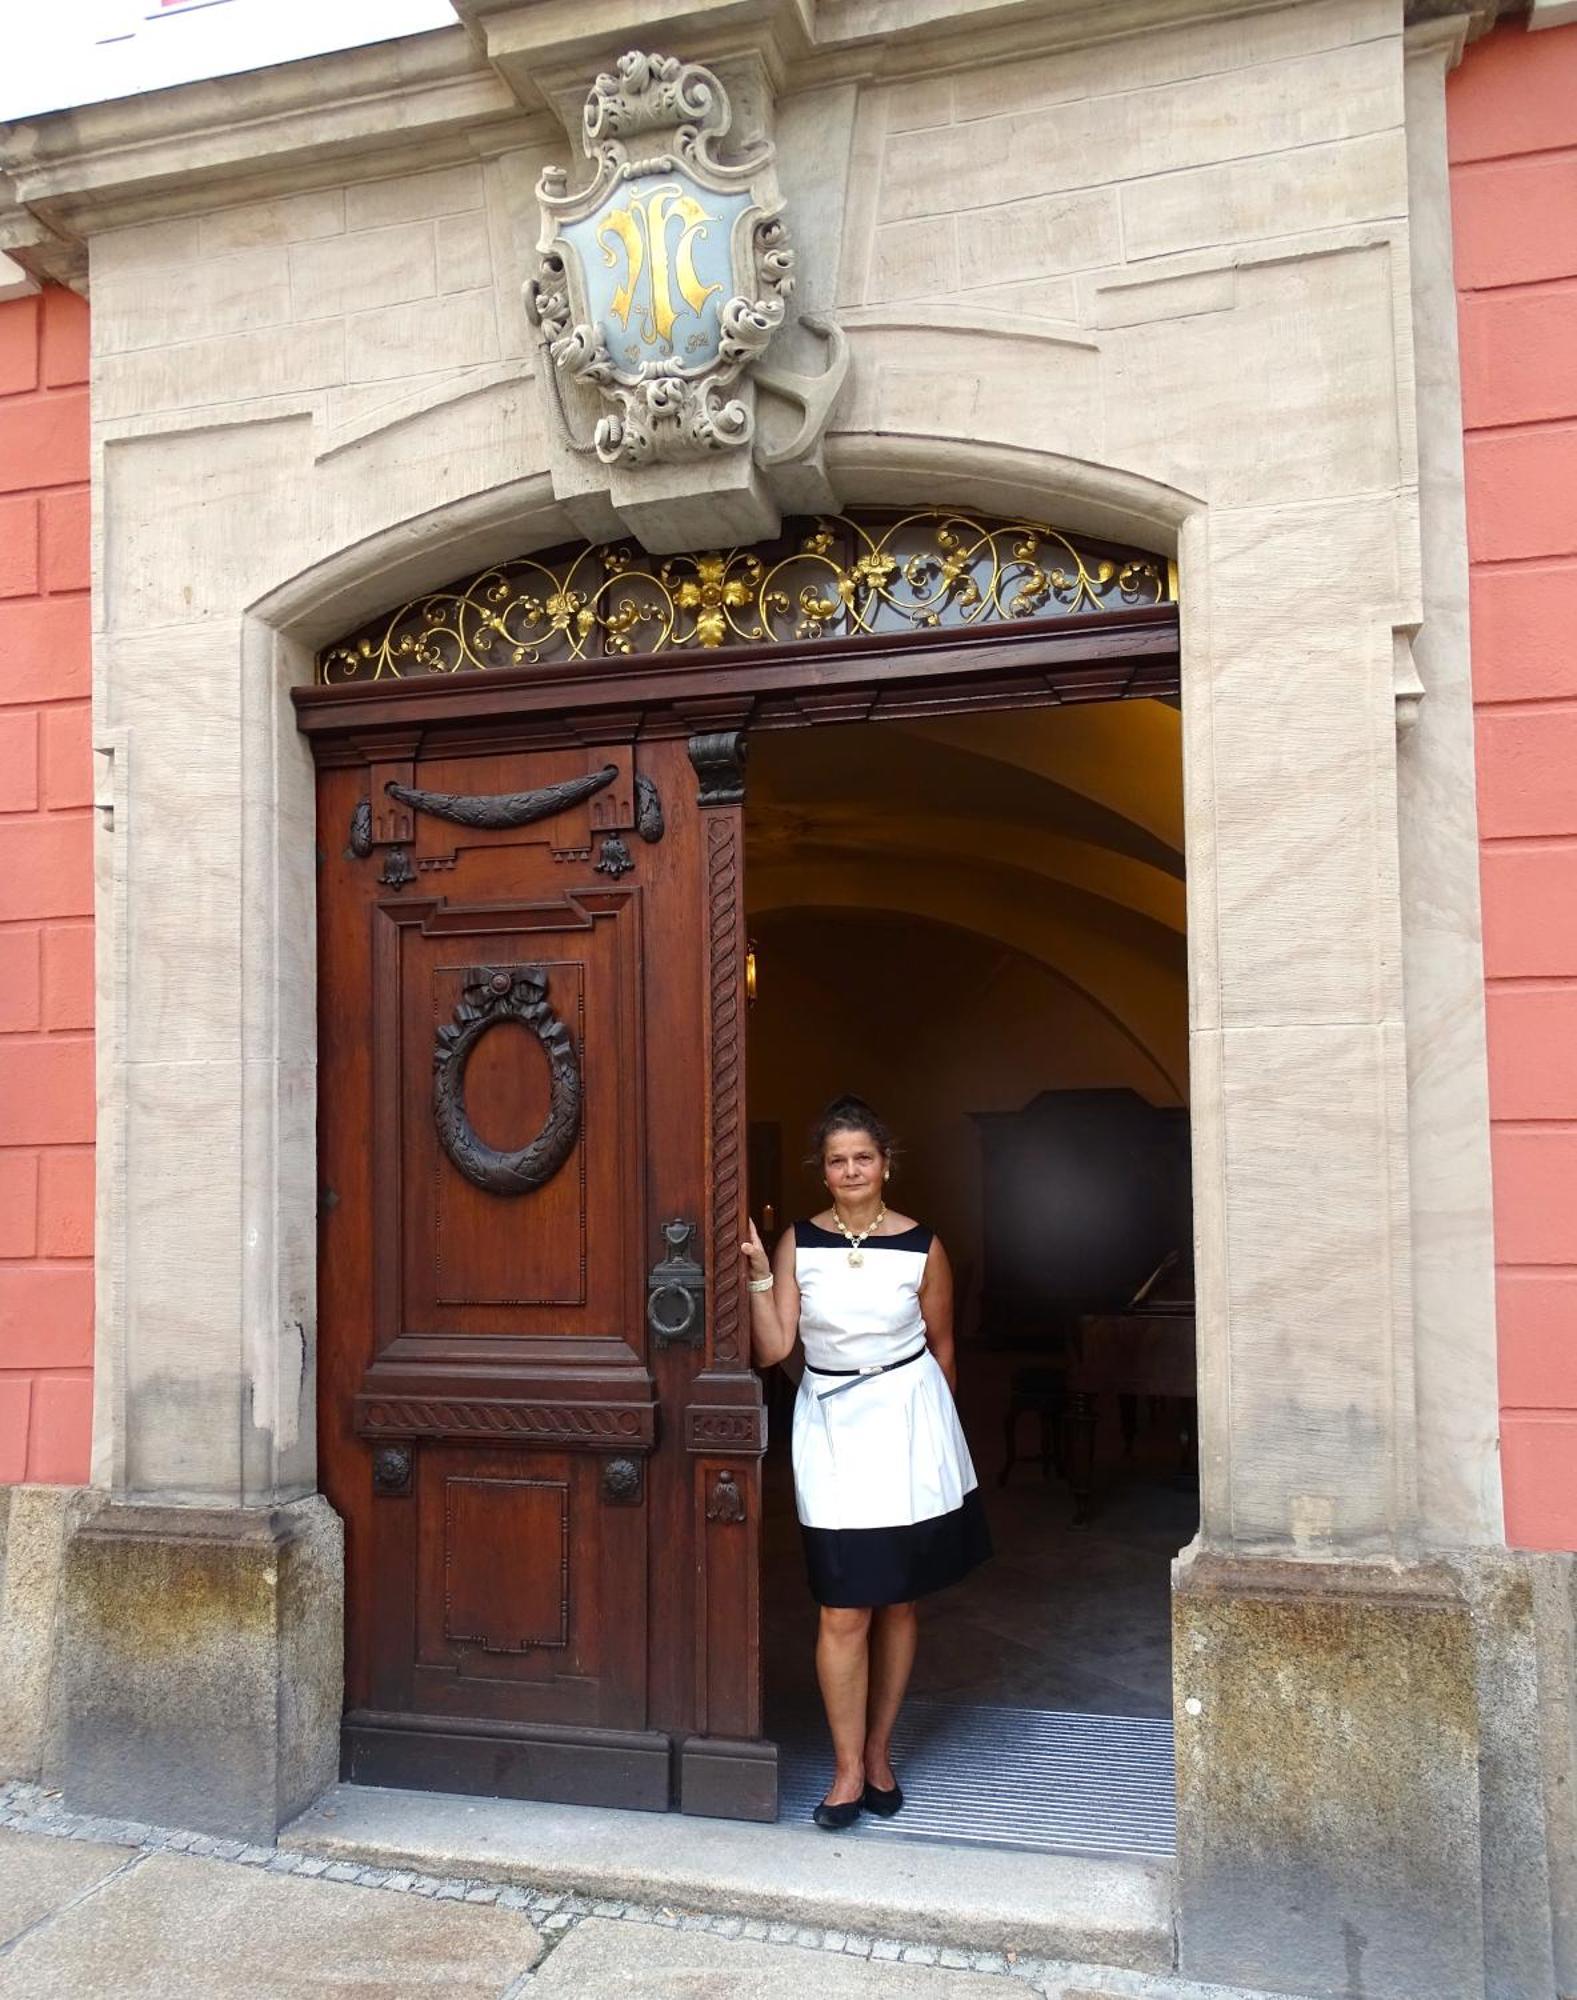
0, 1847, 541, 1999
1454, 1549, 1560, 2000
1173, 1552, 1483, 1999
51, 1499, 342, 1841
0, 1486, 102, 1784
1533, 1553, 1577, 1998
1400, 26, 1502, 1554
529, 1918, 1005, 1997
0, 1833, 133, 1946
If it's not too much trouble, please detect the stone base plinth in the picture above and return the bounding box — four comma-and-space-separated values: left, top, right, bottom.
49, 1497, 343, 1842
0, 1484, 103, 1783
1173, 1546, 1575, 2000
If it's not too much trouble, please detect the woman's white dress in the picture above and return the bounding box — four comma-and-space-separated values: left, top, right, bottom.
791, 1219, 992, 1607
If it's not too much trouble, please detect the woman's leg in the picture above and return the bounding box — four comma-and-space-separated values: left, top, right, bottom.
816, 1605, 873, 1804
864, 1601, 918, 1789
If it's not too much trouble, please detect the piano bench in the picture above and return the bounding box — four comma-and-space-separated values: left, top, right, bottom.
999, 1365, 1068, 1486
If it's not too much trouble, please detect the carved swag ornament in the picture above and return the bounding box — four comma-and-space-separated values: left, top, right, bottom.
525, 51, 794, 467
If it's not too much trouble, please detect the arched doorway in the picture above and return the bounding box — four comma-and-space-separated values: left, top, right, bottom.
295, 507, 1184, 1828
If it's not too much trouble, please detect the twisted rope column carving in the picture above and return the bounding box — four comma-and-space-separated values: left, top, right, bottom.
706, 809, 745, 1368
691, 729, 748, 1371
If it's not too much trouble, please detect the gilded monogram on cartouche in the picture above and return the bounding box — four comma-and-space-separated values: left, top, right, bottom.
525, 51, 794, 467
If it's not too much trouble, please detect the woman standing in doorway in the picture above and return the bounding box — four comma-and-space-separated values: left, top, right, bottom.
741, 1096, 991, 1829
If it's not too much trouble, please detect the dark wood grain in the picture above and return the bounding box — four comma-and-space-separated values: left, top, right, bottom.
315, 733, 734, 1808
295, 605, 1179, 745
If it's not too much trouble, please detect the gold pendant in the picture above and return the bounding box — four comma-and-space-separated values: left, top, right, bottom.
848, 1249, 864, 1267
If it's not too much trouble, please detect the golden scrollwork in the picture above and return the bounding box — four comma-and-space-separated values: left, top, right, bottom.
316, 510, 1173, 685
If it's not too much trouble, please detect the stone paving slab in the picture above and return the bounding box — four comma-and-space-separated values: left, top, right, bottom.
0, 1811, 1294, 2000
0, 1834, 136, 1947
532, 1917, 1016, 1996
0, 1845, 542, 2000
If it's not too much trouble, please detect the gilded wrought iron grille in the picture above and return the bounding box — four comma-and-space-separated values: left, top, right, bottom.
316, 510, 1175, 685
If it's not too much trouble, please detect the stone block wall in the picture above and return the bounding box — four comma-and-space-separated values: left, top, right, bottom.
1450, 20, 1577, 1550
0, 286, 94, 1486
91, 163, 514, 434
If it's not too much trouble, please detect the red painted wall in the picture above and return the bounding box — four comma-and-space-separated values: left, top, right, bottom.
0, 285, 94, 1485
1451, 20, 1577, 1550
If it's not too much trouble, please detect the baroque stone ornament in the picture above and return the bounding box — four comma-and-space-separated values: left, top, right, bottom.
433, 965, 581, 1196
525, 51, 794, 468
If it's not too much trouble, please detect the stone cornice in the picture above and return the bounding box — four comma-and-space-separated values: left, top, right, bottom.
0, 0, 1520, 271
0, 25, 537, 255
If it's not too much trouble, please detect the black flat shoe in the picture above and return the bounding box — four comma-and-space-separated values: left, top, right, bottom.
862, 1780, 904, 1817
813, 1797, 863, 1831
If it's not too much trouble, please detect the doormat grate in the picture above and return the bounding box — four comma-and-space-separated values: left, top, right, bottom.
774, 1700, 1176, 1858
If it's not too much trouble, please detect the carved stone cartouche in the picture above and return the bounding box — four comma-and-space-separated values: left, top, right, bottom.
523, 51, 795, 470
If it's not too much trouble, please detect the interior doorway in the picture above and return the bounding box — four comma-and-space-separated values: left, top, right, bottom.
744, 706, 1195, 1856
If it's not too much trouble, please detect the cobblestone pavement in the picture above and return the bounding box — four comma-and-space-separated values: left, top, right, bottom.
0, 1782, 1267, 1999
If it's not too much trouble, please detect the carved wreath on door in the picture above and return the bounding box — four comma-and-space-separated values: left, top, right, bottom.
433, 965, 581, 1195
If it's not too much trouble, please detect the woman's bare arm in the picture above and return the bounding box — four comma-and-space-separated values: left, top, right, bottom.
919, 1236, 957, 1392
741, 1219, 800, 1368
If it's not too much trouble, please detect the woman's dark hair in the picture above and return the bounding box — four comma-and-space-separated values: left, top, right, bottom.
807, 1094, 896, 1165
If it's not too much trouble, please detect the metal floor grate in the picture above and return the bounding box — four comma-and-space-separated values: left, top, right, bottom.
774, 1699, 1176, 1858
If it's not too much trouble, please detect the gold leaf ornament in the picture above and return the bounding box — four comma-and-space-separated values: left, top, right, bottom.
317, 510, 1172, 681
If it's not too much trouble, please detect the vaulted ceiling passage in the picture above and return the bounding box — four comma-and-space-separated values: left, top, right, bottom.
745, 708, 1187, 1106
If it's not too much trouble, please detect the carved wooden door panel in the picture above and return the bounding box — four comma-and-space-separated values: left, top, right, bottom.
314, 725, 771, 1818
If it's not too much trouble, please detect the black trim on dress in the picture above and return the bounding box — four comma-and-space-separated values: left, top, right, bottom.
793, 1219, 934, 1254
800, 1488, 992, 1608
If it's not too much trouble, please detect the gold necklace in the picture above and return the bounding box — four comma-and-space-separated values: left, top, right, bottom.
833, 1203, 885, 1267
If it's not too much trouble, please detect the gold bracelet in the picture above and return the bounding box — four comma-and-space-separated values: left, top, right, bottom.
747, 1275, 775, 1293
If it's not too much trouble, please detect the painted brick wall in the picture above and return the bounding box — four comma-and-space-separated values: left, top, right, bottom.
0, 285, 94, 1485
1451, 20, 1577, 1550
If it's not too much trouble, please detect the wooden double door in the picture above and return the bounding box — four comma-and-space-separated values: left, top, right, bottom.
313, 722, 771, 1820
